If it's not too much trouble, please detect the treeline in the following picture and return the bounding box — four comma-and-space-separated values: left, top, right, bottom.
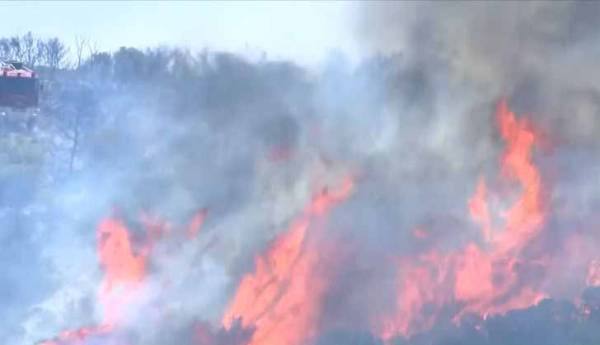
0, 31, 202, 78
0, 32, 69, 69
0, 30, 317, 203
0, 32, 301, 83
0, 30, 399, 208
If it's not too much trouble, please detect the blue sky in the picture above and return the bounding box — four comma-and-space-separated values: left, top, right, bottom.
0, 1, 362, 66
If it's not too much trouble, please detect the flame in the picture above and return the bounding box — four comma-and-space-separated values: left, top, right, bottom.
187, 208, 208, 239
35, 96, 597, 344
412, 228, 429, 240
587, 260, 600, 287
140, 212, 171, 244
380, 99, 548, 339
42, 209, 214, 344
97, 216, 150, 326
468, 178, 492, 242
380, 251, 452, 339
38, 325, 112, 345
222, 177, 354, 345
494, 100, 545, 253
454, 100, 547, 317
40, 216, 148, 344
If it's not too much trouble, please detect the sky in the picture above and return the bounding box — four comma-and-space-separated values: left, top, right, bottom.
0, 1, 362, 66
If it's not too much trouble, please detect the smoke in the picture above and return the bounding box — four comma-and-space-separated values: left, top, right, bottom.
354, 1, 600, 342
1, 2, 600, 345
360, 1, 600, 143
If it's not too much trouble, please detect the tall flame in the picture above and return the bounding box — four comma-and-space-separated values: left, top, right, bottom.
187, 208, 208, 239
41, 210, 206, 344
97, 216, 149, 326
380, 99, 548, 339
588, 260, 600, 287
454, 100, 547, 316
222, 177, 354, 345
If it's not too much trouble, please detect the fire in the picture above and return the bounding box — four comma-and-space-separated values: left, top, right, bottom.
40, 216, 150, 344
42, 210, 207, 344
222, 177, 354, 345
38, 325, 112, 345
97, 216, 149, 325
587, 260, 600, 287
468, 178, 492, 242
412, 228, 429, 240
380, 251, 452, 338
454, 100, 547, 316
187, 208, 208, 239
380, 99, 548, 339
42, 97, 598, 345
494, 100, 545, 253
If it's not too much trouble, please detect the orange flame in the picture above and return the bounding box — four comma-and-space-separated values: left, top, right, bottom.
380, 250, 452, 339
468, 178, 492, 243
97, 216, 149, 326
494, 100, 545, 253
42, 214, 158, 344
454, 100, 547, 315
412, 228, 429, 240
222, 177, 354, 345
187, 208, 208, 239
587, 260, 600, 287
38, 324, 112, 345
380, 99, 548, 339
43, 209, 213, 344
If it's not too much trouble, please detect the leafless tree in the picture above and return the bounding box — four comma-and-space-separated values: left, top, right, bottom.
9, 36, 24, 61
74, 35, 89, 70
35, 39, 47, 65
0, 38, 12, 60
43, 37, 69, 70
87, 40, 100, 58
22, 32, 43, 67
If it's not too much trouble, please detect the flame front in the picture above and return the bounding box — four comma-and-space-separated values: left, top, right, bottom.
222, 177, 354, 345
588, 260, 600, 287
39, 98, 599, 345
42, 211, 204, 344
97, 216, 148, 326
455, 100, 547, 315
380, 99, 549, 339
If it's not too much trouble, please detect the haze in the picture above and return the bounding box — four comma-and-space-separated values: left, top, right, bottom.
0, 1, 361, 66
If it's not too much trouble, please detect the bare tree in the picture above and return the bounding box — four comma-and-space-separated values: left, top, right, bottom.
87, 40, 100, 59
84, 51, 112, 80
74, 35, 89, 70
45, 82, 100, 173
9, 36, 24, 61
0, 38, 12, 60
43, 37, 69, 70
35, 39, 47, 65
22, 32, 41, 66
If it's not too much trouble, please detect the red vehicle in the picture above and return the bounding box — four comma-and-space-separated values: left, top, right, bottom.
0, 60, 39, 109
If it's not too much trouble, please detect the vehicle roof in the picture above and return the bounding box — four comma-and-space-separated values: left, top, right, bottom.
0, 61, 35, 78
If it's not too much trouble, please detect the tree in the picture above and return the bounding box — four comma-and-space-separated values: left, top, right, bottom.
35, 39, 46, 66
9, 36, 24, 61
22, 32, 42, 67
47, 82, 100, 173
112, 47, 146, 82
74, 35, 89, 70
83, 51, 113, 80
43, 37, 69, 70
0, 38, 11, 60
